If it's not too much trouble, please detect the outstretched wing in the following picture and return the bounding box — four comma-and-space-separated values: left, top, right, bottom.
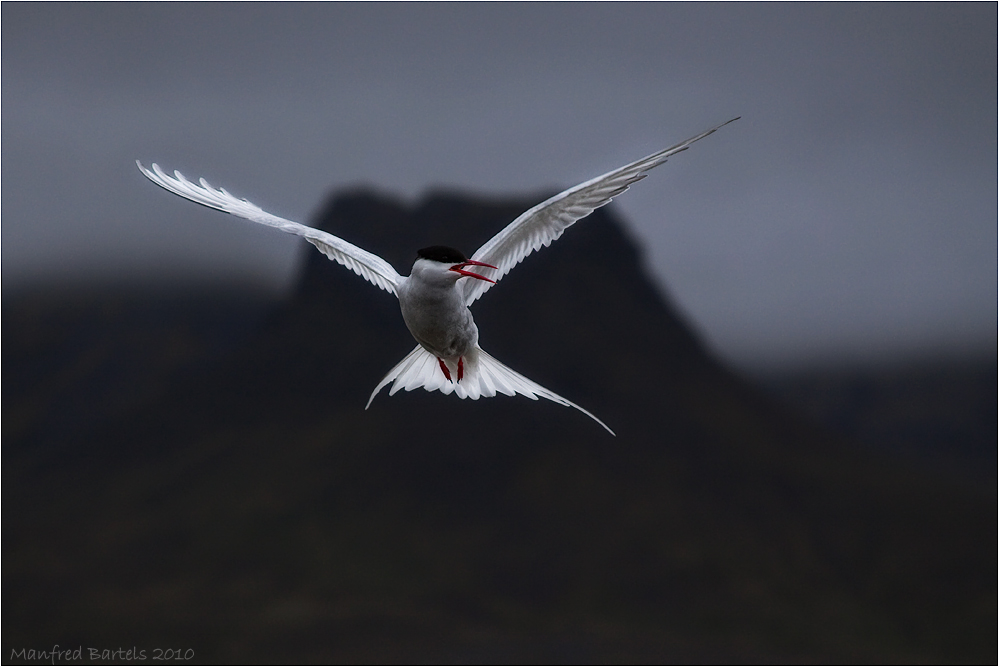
462, 117, 739, 306
137, 162, 403, 296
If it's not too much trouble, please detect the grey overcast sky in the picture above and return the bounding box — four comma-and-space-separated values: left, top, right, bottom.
2, 3, 995, 370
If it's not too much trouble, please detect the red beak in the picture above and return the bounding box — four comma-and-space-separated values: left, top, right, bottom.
449, 259, 498, 283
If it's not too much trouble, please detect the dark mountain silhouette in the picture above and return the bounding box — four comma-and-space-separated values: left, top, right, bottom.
4, 191, 995, 663
759, 361, 997, 483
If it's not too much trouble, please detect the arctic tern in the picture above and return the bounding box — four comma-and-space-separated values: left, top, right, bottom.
137, 118, 738, 435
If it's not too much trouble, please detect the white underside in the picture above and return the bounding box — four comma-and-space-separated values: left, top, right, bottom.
366, 345, 615, 435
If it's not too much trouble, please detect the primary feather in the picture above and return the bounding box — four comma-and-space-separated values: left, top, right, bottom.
135, 161, 403, 295
462, 117, 739, 306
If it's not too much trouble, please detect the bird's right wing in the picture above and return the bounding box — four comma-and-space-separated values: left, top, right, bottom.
462, 118, 739, 306
137, 162, 403, 296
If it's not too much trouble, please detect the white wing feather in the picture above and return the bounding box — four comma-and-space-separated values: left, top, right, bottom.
366, 345, 615, 435
463, 118, 739, 306
136, 161, 403, 296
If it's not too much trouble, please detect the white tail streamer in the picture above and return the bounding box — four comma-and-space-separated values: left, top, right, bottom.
366, 345, 615, 435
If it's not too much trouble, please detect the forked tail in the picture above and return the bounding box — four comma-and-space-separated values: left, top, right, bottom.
365, 345, 615, 435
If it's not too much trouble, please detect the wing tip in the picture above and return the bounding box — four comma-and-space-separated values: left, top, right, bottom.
136, 159, 156, 180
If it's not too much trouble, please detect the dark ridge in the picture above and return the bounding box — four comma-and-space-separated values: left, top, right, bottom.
3, 190, 995, 663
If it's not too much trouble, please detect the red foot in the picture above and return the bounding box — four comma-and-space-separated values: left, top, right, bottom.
437, 357, 452, 382
457, 357, 464, 382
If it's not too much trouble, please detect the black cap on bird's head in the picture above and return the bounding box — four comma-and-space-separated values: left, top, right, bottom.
417, 245, 468, 264
416, 245, 498, 283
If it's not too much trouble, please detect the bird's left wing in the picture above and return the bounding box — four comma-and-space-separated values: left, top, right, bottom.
463, 118, 739, 306
137, 162, 403, 296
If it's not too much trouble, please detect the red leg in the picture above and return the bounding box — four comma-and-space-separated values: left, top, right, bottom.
437, 357, 452, 382
457, 356, 464, 382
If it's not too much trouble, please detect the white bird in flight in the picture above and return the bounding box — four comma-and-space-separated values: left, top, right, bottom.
137, 118, 738, 436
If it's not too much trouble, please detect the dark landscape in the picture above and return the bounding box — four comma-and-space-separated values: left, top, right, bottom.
4, 192, 996, 663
